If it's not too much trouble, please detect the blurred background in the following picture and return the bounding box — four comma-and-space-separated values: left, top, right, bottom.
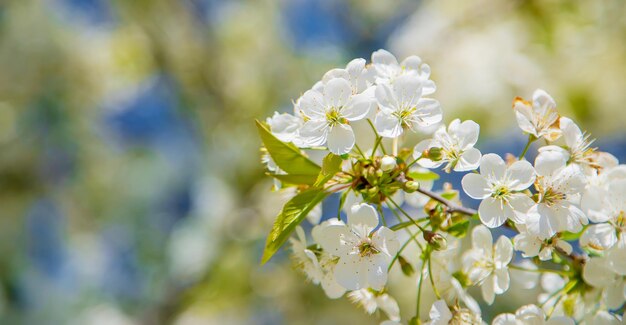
0, 0, 625, 324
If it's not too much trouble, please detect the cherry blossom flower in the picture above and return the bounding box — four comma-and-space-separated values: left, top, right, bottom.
513, 89, 561, 141
425, 300, 483, 325
462, 225, 513, 304
348, 289, 400, 322
462, 153, 535, 227
298, 78, 374, 154
369, 49, 435, 95
492, 304, 575, 325
582, 255, 626, 309
291, 225, 346, 299
513, 224, 572, 261
525, 151, 587, 239
580, 178, 626, 250
415, 119, 482, 172
374, 75, 442, 138
316, 203, 399, 290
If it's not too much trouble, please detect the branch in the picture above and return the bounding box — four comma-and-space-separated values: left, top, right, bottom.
416, 187, 477, 216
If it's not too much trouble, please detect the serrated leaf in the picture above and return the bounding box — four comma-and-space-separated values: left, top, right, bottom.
256, 120, 320, 185
261, 188, 330, 264
314, 153, 343, 187
407, 170, 440, 181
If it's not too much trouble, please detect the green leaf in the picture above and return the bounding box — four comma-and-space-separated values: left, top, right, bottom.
314, 153, 343, 187
407, 170, 440, 181
268, 173, 318, 186
445, 218, 470, 238
560, 227, 585, 241
441, 190, 459, 201
261, 188, 330, 264
256, 120, 320, 185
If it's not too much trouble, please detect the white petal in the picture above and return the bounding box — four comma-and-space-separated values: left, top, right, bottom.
492, 313, 518, 325
462, 173, 491, 199
377, 294, 400, 321
493, 268, 510, 294
316, 223, 352, 256
348, 203, 379, 233
375, 112, 403, 138
580, 223, 617, 250
508, 194, 535, 223
583, 257, 614, 288
321, 271, 346, 299
479, 197, 508, 228
367, 254, 390, 290
299, 90, 326, 119
372, 227, 399, 256
455, 148, 481, 172
428, 300, 453, 323
411, 98, 442, 128
335, 254, 368, 290
372, 49, 398, 66
482, 274, 496, 304
454, 120, 480, 149
494, 236, 513, 266
299, 120, 329, 147
507, 160, 536, 191
392, 75, 422, 106
479, 154, 507, 180
327, 124, 355, 155
605, 280, 626, 309
342, 93, 373, 121
534, 150, 567, 177
472, 225, 493, 252
323, 78, 351, 108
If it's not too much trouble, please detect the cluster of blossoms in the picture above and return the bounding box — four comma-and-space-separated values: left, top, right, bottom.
258, 50, 625, 324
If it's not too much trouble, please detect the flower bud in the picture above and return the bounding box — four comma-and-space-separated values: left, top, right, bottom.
423, 231, 447, 251
380, 155, 397, 172
398, 255, 414, 276
422, 147, 443, 161
403, 180, 420, 193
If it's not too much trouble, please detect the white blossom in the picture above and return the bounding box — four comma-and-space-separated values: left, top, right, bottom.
525, 151, 587, 239
298, 78, 374, 154
374, 74, 442, 138
348, 289, 400, 321
582, 255, 626, 309
513, 224, 572, 261
513, 89, 561, 141
580, 178, 626, 250
425, 300, 483, 325
462, 154, 535, 227
369, 49, 435, 95
492, 304, 575, 325
316, 203, 399, 290
462, 225, 513, 304
416, 119, 482, 172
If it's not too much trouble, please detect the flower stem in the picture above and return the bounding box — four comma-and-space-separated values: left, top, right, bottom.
416, 258, 428, 319
518, 134, 536, 160
416, 187, 477, 216
366, 118, 387, 156
386, 197, 426, 232
377, 203, 387, 227
427, 256, 441, 299
509, 264, 570, 277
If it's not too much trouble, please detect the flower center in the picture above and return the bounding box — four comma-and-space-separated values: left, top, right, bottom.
358, 240, 380, 257
492, 185, 510, 200
393, 107, 417, 127
326, 108, 346, 127
542, 187, 566, 206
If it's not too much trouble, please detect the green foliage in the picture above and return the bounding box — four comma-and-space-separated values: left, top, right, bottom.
560, 227, 585, 241
256, 120, 320, 185
398, 255, 415, 276
407, 169, 440, 182
261, 188, 330, 264
445, 218, 470, 238
314, 153, 343, 187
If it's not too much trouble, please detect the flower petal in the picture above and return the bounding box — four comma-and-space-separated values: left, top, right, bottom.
348, 203, 379, 233
472, 225, 493, 252
334, 254, 368, 290
323, 78, 352, 108
299, 90, 326, 119
479, 154, 506, 180
507, 160, 536, 191
494, 236, 513, 266
327, 124, 355, 155
462, 173, 491, 199
478, 197, 508, 228
374, 112, 403, 138
455, 147, 482, 172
